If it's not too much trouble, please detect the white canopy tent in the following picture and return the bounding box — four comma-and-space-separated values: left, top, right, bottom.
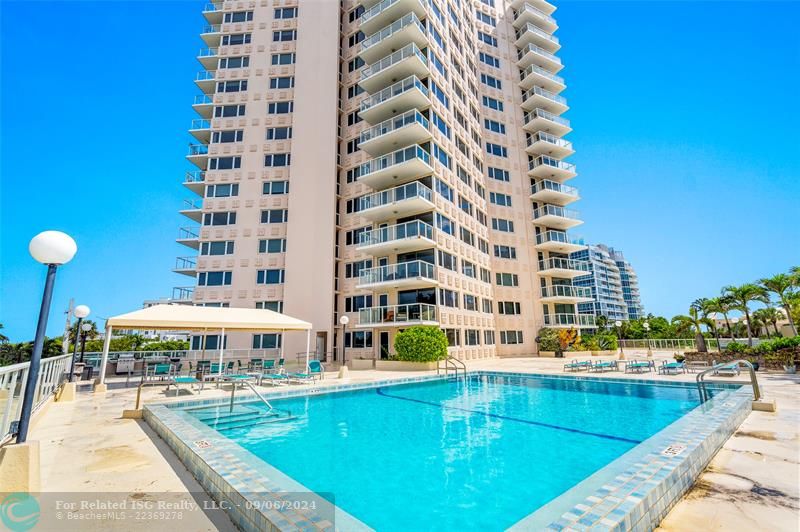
96, 304, 312, 385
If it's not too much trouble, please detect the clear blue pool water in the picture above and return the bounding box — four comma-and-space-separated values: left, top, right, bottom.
186, 374, 718, 531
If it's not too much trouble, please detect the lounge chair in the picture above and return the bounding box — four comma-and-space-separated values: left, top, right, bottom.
625, 360, 654, 374
563, 359, 592, 372
590, 360, 618, 373
713, 362, 740, 377
144, 363, 173, 384
262, 359, 276, 372
287, 360, 325, 383
659, 361, 686, 375
248, 359, 263, 372
260, 370, 290, 386
168, 372, 202, 396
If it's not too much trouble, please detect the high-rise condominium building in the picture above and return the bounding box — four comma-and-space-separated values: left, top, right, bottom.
571, 244, 644, 323
175, 0, 592, 361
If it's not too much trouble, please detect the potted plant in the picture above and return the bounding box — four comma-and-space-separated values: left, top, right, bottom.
673, 353, 686, 363
375, 326, 448, 371
747, 356, 760, 372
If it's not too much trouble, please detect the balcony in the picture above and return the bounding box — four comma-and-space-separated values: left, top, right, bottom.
513, 3, 558, 33
201, 2, 224, 24
186, 143, 209, 168
530, 180, 578, 205
523, 109, 571, 137
517, 43, 562, 72
359, 76, 430, 124
197, 47, 219, 70
357, 303, 438, 328
193, 94, 214, 118
360, 0, 427, 36
528, 155, 577, 181
183, 170, 206, 195
189, 118, 211, 143
179, 198, 203, 222
519, 64, 565, 93
515, 23, 560, 53
535, 230, 586, 253
510, 0, 556, 15
195, 70, 216, 94
357, 220, 435, 255
520, 86, 568, 114
526, 131, 574, 158
532, 205, 582, 230
174, 256, 197, 277
360, 43, 428, 94
541, 285, 593, 304
358, 144, 432, 189
200, 24, 221, 46
172, 286, 195, 303
176, 226, 200, 250
360, 109, 431, 156
537, 257, 591, 278
357, 181, 434, 221
542, 313, 596, 329
356, 260, 437, 290
360, 13, 428, 65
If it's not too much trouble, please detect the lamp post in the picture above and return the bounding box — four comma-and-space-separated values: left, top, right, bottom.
339, 315, 350, 367
643, 321, 652, 358
17, 231, 77, 444
79, 322, 92, 363
69, 305, 90, 382
615, 320, 625, 360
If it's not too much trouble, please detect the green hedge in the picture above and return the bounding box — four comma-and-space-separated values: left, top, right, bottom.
393, 326, 449, 362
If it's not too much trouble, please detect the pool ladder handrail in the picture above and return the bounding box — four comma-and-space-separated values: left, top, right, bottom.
437, 355, 466, 380
696, 359, 761, 403
229, 379, 292, 418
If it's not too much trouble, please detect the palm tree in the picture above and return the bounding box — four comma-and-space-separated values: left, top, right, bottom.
0, 324, 7, 344
697, 298, 723, 352
596, 315, 608, 331
759, 273, 797, 336
716, 295, 736, 338
672, 305, 710, 352
723, 284, 769, 347
754, 307, 783, 337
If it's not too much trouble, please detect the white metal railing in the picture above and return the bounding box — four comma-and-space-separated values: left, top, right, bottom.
359, 303, 437, 326
531, 179, 578, 198
185, 171, 205, 183
361, 12, 426, 53
358, 220, 434, 247
1, 354, 71, 444
530, 155, 576, 174
522, 86, 567, 106
533, 204, 580, 221
359, 144, 431, 177
536, 230, 585, 247
360, 76, 428, 113
538, 256, 590, 273
524, 108, 569, 127
520, 64, 564, 86
358, 181, 433, 212
515, 2, 557, 26
177, 226, 199, 240
78, 349, 289, 370
528, 131, 572, 150
541, 285, 592, 299
175, 256, 197, 270
516, 22, 560, 46
360, 109, 429, 145
360, 43, 427, 82
517, 42, 561, 65
359, 260, 436, 286
361, 0, 422, 26
542, 313, 596, 327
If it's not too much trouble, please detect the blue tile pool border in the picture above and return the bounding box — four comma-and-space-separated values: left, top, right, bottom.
143, 371, 752, 531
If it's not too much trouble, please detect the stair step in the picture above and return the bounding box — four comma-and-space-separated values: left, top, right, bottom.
216, 415, 296, 432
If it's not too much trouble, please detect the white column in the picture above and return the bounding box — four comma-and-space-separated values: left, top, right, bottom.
280, 329, 285, 361
304, 329, 311, 372
99, 325, 113, 384
217, 327, 225, 376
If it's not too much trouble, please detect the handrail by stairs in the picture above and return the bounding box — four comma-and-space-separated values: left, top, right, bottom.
437, 355, 466, 380
696, 359, 761, 403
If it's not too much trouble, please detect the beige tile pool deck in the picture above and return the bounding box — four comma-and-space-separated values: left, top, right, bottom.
27, 351, 800, 531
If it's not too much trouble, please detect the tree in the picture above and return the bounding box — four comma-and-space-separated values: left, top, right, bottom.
753, 307, 783, 338
671, 305, 710, 352
0, 324, 7, 344
696, 298, 722, 352
708, 295, 735, 338
760, 273, 798, 336
68, 319, 99, 349
595, 315, 608, 331
723, 284, 769, 347
393, 326, 448, 362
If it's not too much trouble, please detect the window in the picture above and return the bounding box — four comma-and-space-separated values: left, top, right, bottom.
273, 30, 297, 42
439, 289, 459, 308
494, 245, 517, 259
347, 111, 362, 126
475, 10, 496, 26
500, 330, 524, 345
459, 227, 474, 247
200, 241, 234, 256
430, 81, 449, 108
482, 96, 504, 112
345, 260, 373, 279
270, 76, 295, 89
498, 301, 521, 315
348, 31, 365, 47
459, 195, 473, 216
258, 239, 286, 253
348, 6, 364, 22
477, 31, 497, 47
347, 83, 364, 99
346, 138, 359, 154
429, 51, 447, 78
264, 153, 291, 167
261, 209, 288, 223
262, 181, 289, 194
431, 112, 451, 139
203, 211, 236, 226
488, 167, 510, 182
490, 192, 512, 206
496, 273, 519, 287
478, 237, 489, 255
433, 143, 451, 169
221, 33, 251, 46
484, 330, 495, 345
463, 294, 478, 311
345, 331, 373, 348
435, 178, 453, 202
465, 329, 480, 346
482, 298, 493, 313
438, 250, 457, 271
214, 104, 245, 118
484, 119, 505, 134
462, 260, 476, 278
266, 127, 292, 140
274, 7, 297, 19
206, 184, 239, 198
480, 268, 491, 284
492, 218, 514, 232
271, 53, 296, 65
345, 226, 369, 246
480, 73, 502, 90
218, 56, 249, 69
217, 80, 247, 93
344, 295, 372, 312
479, 52, 500, 68
443, 328, 460, 346
252, 333, 282, 349
256, 301, 283, 312
486, 142, 507, 157
208, 156, 241, 170
197, 271, 232, 286
224, 11, 253, 23
256, 269, 285, 284
211, 130, 243, 143
435, 213, 455, 236
268, 101, 294, 114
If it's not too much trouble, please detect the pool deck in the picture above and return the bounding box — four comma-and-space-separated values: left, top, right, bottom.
26, 351, 800, 531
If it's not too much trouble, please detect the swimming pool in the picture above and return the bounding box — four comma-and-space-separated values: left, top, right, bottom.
154, 372, 746, 531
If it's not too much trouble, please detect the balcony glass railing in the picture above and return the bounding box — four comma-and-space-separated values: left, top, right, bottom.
172, 287, 195, 301
524, 108, 569, 127
520, 64, 564, 86
516, 23, 560, 45
527, 131, 572, 150
196, 70, 215, 81
517, 43, 561, 65
358, 181, 433, 212
515, 3, 557, 25
182, 198, 203, 210
362, 0, 422, 26
198, 47, 219, 58
531, 179, 578, 197
541, 285, 592, 299
359, 260, 436, 285
175, 257, 197, 270
203, 3, 222, 13
188, 144, 209, 156
361, 13, 426, 53
360, 43, 427, 82
536, 230, 585, 247
529, 155, 575, 174
521, 86, 567, 106
178, 227, 199, 240
360, 109, 429, 144
358, 220, 434, 247
359, 303, 437, 326
538, 257, 590, 272
360, 76, 428, 113
194, 94, 212, 105
185, 171, 206, 183
202, 24, 221, 34
190, 119, 211, 130
543, 313, 596, 327
533, 204, 580, 220
359, 144, 431, 177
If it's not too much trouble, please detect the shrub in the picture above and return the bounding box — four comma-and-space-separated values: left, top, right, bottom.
537, 328, 560, 352
583, 336, 601, 351
597, 334, 618, 350
393, 326, 448, 362
725, 342, 750, 355
752, 336, 800, 356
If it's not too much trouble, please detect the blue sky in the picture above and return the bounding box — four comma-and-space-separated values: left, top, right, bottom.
1, 1, 798, 342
